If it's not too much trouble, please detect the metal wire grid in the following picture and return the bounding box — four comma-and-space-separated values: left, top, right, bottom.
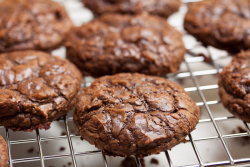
1, 0, 250, 167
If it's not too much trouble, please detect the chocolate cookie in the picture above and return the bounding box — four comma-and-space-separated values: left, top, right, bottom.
219, 50, 250, 122
74, 73, 200, 157
82, 0, 181, 18
0, 0, 72, 52
0, 50, 82, 131
0, 135, 8, 167
66, 13, 185, 77
184, 0, 250, 53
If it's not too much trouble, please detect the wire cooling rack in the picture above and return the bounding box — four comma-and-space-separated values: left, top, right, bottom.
1, 0, 250, 167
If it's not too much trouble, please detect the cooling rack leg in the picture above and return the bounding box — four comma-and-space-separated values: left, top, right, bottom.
188, 134, 204, 167
63, 116, 78, 167
5, 128, 13, 167
101, 151, 109, 167
165, 151, 174, 167
134, 157, 142, 167
184, 60, 235, 165
36, 129, 45, 167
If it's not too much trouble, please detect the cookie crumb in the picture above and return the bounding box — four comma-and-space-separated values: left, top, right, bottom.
60, 147, 65, 151
150, 158, 159, 165
61, 132, 67, 136
27, 147, 34, 153
182, 138, 187, 143
198, 53, 212, 63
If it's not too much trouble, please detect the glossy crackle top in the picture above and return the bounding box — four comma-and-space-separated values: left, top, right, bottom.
66, 13, 185, 77
74, 73, 200, 157
82, 0, 181, 18
0, 50, 82, 130
219, 50, 250, 122
184, 0, 250, 52
220, 51, 250, 98
0, 0, 72, 52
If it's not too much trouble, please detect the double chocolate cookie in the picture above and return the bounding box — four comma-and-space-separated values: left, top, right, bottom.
219, 50, 250, 122
66, 13, 185, 77
74, 73, 200, 157
82, 0, 181, 18
0, 135, 8, 167
0, 50, 82, 131
0, 0, 72, 52
184, 0, 250, 53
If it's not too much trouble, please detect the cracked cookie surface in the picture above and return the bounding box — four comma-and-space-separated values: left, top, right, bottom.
219, 50, 250, 122
0, 50, 82, 131
0, 0, 72, 52
74, 73, 200, 157
66, 13, 185, 77
184, 0, 250, 53
82, 0, 181, 18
